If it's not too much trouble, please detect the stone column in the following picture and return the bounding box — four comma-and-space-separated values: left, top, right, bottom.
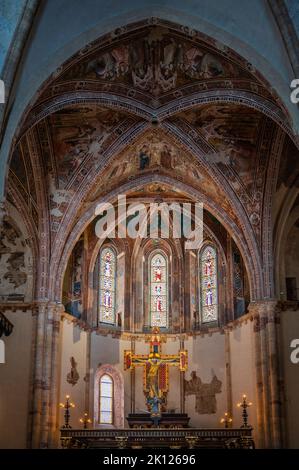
252, 312, 266, 448
40, 302, 58, 447
224, 328, 233, 419
29, 301, 64, 448
48, 303, 64, 448
267, 303, 283, 448
130, 338, 136, 413
180, 337, 185, 413
249, 300, 283, 448
30, 301, 47, 448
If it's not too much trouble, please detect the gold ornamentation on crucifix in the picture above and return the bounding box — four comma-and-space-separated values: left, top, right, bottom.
124, 327, 188, 416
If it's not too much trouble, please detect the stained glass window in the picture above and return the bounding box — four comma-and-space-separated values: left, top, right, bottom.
150, 252, 168, 328
99, 374, 113, 424
233, 247, 245, 318
200, 245, 218, 323
99, 247, 116, 324
65, 240, 83, 319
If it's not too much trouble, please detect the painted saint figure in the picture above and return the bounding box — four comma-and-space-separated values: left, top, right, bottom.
154, 266, 162, 282
155, 295, 163, 312
206, 284, 213, 306
104, 290, 112, 308
204, 250, 213, 276
104, 252, 112, 277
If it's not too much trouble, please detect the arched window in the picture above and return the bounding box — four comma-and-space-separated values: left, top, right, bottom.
94, 365, 124, 428
99, 374, 113, 424
200, 245, 218, 323
99, 247, 116, 324
149, 252, 168, 328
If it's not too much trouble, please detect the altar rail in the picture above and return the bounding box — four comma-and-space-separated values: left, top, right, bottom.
60, 427, 254, 449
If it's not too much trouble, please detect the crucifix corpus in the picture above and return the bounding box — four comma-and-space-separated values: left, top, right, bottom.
124, 327, 188, 421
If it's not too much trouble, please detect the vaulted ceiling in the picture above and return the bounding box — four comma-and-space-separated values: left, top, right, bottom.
5, 21, 299, 300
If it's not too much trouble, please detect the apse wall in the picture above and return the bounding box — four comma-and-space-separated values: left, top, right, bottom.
183, 333, 226, 428
58, 317, 258, 440
0, 312, 261, 448
0, 309, 33, 448
58, 317, 88, 429
229, 321, 258, 437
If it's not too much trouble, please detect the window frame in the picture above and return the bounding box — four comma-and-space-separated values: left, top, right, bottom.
148, 250, 169, 329
199, 244, 219, 324
98, 246, 117, 325
99, 373, 114, 425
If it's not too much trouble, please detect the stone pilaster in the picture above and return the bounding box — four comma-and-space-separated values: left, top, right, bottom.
249, 300, 283, 448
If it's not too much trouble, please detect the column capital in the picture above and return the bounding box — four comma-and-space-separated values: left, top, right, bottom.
249, 300, 281, 332
33, 300, 65, 317
33, 300, 49, 315
248, 299, 279, 315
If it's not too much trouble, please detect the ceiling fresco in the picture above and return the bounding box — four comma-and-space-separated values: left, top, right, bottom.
47, 105, 135, 189
61, 26, 251, 97
88, 130, 226, 201
180, 104, 263, 184
23, 21, 284, 126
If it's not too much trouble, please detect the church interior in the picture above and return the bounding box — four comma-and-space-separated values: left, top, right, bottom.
0, 0, 299, 450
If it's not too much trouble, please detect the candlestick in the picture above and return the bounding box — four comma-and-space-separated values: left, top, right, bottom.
79, 412, 92, 429
220, 412, 233, 428
237, 394, 252, 428
60, 394, 75, 428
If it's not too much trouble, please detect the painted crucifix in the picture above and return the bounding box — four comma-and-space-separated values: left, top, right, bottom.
124, 327, 188, 418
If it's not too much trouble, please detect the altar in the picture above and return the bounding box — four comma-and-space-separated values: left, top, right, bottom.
60, 328, 254, 449
60, 426, 255, 449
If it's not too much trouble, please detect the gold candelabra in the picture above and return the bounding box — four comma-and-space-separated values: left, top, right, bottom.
79, 412, 92, 429
60, 395, 75, 428
220, 412, 233, 428
237, 394, 252, 428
